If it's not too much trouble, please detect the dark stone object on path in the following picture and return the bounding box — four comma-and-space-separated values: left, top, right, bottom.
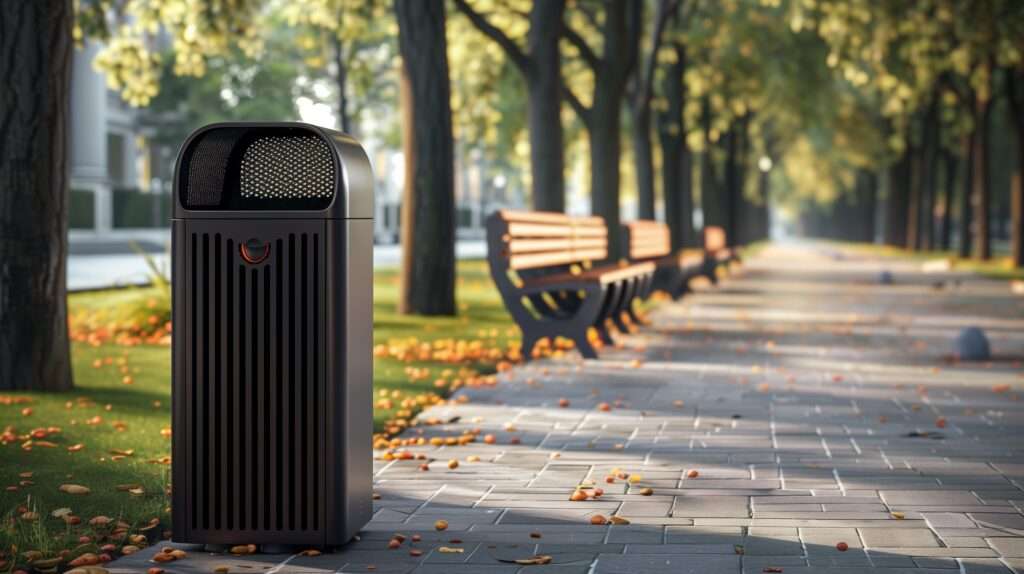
878, 270, 893, 285
954, 327, 991, 361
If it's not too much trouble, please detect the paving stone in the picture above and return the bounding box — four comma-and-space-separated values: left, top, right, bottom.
859, 527, 941, 548
990, 538, 1024, 558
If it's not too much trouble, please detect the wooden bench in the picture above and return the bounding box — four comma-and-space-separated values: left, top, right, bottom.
486, 210, 655, 360
623, 220, 705, 300
701, 225, 740, 283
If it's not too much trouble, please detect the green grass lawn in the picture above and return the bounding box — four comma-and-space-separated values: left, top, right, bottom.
0, 260, 515, 571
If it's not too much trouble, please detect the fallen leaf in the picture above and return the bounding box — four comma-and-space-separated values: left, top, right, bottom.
437, 546, 464, 553
513, 555, 552, 565
60, 484, 92, 495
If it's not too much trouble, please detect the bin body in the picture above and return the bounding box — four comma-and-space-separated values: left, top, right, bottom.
171, 123, 373, 546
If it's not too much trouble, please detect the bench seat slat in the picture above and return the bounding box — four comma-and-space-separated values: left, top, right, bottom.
519, 261, 655, 292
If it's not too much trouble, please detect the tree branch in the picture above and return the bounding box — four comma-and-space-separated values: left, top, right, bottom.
452, 0, 530, 74
562, 84, 592, 127
637, 0, 681, 108
561, 21, 600, 70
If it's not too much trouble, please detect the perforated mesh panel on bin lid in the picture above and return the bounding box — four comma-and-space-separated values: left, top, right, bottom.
173, 122, 374, 220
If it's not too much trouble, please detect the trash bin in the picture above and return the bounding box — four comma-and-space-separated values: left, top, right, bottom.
171, 122, 373, 547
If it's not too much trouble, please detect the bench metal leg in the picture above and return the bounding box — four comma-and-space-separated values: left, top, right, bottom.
572, 333, 598, 359
520, 333, 541, 361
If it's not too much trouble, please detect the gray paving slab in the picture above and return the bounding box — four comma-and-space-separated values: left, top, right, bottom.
114, 244, 1024, 573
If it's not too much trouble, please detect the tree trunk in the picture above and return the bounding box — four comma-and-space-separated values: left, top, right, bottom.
885, 152, 909, 247
905, 142, 922, 250
454, 0, 566, 212
972, 92, 992, 260
939, 149, 956, 251
919, 101, 940, 250
332, 34, 352, 134
1013, 172, 1023, 267
958, 132, 975, 258
0, 0, 74, 391
699, 96, 722, 230
525, 0, 565, 212
657, 44, 693, 250
586, 0, 636, 261
1007, 66, 1024, 267
633, 103, 655, 220
722, 120, 746, 247
859, 170, 878, 243
395, 0, 456, 315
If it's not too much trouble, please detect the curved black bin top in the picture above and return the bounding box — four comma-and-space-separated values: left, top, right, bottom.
173, 122, 374, 220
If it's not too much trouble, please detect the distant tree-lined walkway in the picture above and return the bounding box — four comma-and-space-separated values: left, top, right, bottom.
117, 242, 1024, 574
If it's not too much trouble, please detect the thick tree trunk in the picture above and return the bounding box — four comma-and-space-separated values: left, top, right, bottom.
1007, 67, 1024, 267
885, 152, 910, 247
699, 96, 722, 230
939, 150, 955, 251
633, 104, 655, 220
395, 0, 456, 315
722, 120, 746, 247
586, 0, 636, 261
958, 133, 975, 258
972, 93, 992, 260
919, 101, 939, 250
0, 0, 74, 391
525, 0, 565, 212
657, 44, 693, 250
905, 143, 922, 250
454, 0, 566, 212
858, 170, 878, 243
1013, 172, 1023, 267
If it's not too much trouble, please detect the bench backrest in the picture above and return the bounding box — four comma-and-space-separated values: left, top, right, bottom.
487, 210, 607, 270
624, 220, 670, 261
703, 225, 727, 252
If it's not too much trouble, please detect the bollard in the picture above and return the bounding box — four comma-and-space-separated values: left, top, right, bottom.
170, 123, 373, 547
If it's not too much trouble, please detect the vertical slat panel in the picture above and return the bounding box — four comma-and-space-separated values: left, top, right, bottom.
225, 238, 235, 530
214, 233, 224, 530
201, 233, 211, 530
190, 233, 200, 530
237, 263, 247, 531
303, 233, 313, 530
285, 233, 295, 530
263, 263, 273, 531
272, 238, 282, 530
252, 267, 262, 531
186, 223, 327, 538
312, 233, 321, 530
301, 233, 309, 527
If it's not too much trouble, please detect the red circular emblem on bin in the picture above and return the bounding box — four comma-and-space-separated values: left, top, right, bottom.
240, 238, 271, 264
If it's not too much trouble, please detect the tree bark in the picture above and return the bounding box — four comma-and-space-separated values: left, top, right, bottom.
972, 90, 992, 260
454, 0, 566, 212
395, 0, 456, 315
885, 152, 910, 247
1013, 173, 1023, 267
1007, 66, 1024, 267
939, 149, 956, 251
631, 0, 677, 221
858, 170, 878, 243
332, 34, 352, 134
0, 0, 74, 391
905, 142, 922, 250
958, 132, 975, 258
657, 43, 693, 250
919, 100, 940, 250
699, 95, 722, 230
562, 0, 640, 261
